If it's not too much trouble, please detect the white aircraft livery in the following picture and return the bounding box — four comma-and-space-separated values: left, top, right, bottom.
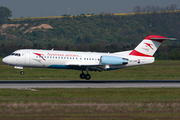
2, 35, 173, 80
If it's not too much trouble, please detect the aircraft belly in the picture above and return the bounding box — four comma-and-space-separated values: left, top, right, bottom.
48, 65, 86, 70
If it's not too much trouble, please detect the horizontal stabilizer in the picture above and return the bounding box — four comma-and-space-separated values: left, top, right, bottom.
169, 38, 177, 41
149, 37, 177, 41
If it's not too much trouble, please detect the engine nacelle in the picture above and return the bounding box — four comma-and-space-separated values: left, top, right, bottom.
100, 56, 128, 65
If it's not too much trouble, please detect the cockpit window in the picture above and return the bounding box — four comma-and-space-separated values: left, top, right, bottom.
11, 53, 15, 55
15, 53, 19, 56
11, 53, 21, 56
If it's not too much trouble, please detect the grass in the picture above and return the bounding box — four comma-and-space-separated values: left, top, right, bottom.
0, 88, 180, 103
1, 58, 180, 80
1, 59, 180, 119
0, 88, 180, 119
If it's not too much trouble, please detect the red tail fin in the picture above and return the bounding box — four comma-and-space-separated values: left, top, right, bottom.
129, 35, 169, 57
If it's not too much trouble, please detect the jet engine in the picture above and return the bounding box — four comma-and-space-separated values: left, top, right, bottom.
100, 56, 128, 65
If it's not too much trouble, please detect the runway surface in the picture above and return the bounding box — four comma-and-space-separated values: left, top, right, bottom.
1, 80, 180, 88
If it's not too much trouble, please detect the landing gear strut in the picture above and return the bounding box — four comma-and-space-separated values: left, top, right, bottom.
80, 69, 91, 80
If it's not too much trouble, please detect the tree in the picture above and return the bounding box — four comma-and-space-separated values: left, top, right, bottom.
133, 6, 141, 14
0, 6, 12, 24
76, 36, 82, 44
83, 34, 94, 43
169, 48, 180, 60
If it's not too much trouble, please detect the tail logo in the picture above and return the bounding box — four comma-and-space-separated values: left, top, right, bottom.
144, 43, 154, 50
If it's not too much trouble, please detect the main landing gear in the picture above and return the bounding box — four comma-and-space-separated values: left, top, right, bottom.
80, 70, 91, 80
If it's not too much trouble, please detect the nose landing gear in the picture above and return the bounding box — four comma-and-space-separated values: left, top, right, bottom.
14, 66, 24, 75
20, 70, 24, 75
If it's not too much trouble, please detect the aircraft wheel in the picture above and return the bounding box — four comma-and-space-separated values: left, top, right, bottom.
20, 71, 24, 75
80, 72, 85, 79
85, 74, 91, 80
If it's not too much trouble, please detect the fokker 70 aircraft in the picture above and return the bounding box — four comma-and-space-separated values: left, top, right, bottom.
2, 35, 174, 80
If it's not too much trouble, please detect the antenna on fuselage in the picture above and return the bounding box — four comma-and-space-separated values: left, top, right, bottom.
51, 48, 54, 51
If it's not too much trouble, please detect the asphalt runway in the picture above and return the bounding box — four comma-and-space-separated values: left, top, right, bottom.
1, 80, 180, 88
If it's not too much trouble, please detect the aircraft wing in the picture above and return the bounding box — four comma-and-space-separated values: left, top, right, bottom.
66, 63, 125, 71
66, 63, 105, 71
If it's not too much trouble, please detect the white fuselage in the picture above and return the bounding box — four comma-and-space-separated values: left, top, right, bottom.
2, 49, 154, 71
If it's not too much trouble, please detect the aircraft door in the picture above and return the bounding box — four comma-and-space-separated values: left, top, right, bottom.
25, 51, 31, 65
79, 55, 82, 62
16, 52, 25, 65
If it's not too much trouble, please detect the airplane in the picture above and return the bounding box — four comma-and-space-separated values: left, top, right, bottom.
2, 35, 174, 80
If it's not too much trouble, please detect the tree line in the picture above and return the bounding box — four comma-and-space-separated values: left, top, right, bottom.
133, 4, 179, 13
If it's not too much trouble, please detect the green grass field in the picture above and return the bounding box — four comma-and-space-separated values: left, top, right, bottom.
0, 88, 180, 119
1, 58, 180, 80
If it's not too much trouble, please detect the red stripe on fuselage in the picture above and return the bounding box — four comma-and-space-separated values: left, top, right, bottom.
34, 53, 45, 61
129, 50, 153, 57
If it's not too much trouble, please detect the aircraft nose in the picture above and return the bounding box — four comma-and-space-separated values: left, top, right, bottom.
2, 57, 9, 64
